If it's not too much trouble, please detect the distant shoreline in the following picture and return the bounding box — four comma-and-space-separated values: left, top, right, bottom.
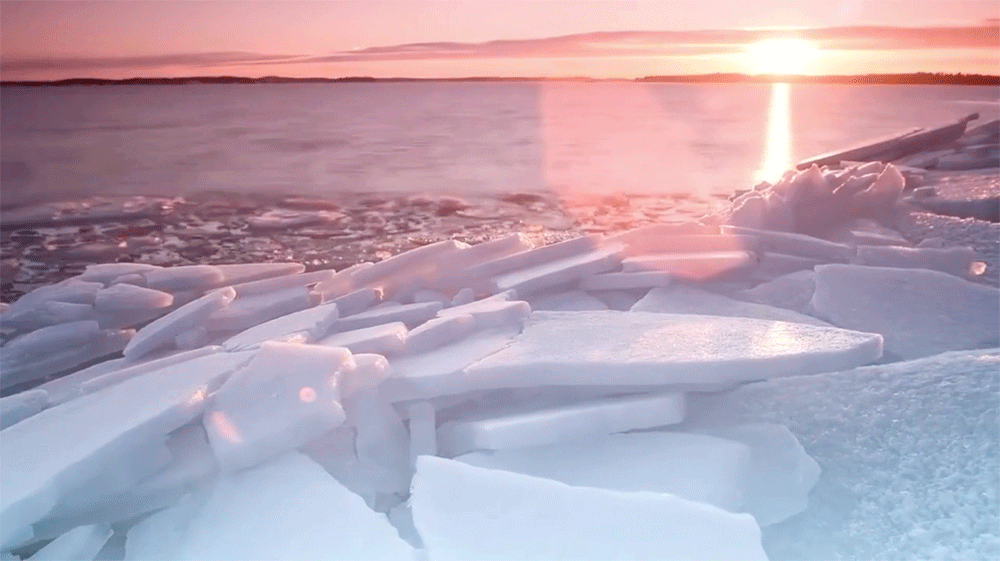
3, 72, 999, 87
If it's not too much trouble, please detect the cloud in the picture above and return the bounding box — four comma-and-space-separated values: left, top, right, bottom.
0, 52, 307, 73
3, 23, 995, 73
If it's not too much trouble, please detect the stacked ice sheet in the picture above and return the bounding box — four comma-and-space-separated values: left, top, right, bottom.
2, 190, 998, 560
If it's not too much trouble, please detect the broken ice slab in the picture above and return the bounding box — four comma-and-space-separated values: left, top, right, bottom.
437, 299, 531, 329
228, 268, 338, 297
94, 284, 174, 312
621, 251, 756, 281
631, 285, 830, 326
129, 265, 224, 293
579, 271, 672, 291
380, 328, 523, 403
78, 263, 161, 285
615, 234, 760, 257
408, 402, 437, 466
11, 279, 103, 308
722, 226, 855, 262
751, 252, 823, 282
1, 321, 133, 390
852, 245, 980, 279
316, 322, 408, 357
733, 270, 816, 315
27, 524, 112, 561
124, 452, 414, 561
0, 352, 245, 550
80, 347, 228, 397
410, 456, 768, 561
490, 243, 625, 296
462, 235, 603, 282
212, 262, 306, 287
693, 423, 821, 526
327, 287, 380, 318
339, 353, 392, 398
465, 311, 883, 391
206, 286, 318, 332
205, 342, 350, 472
0, 300, 96, 331
175, 327, 210, 350
437, 392, 685, 457
0, 389, 48, 429
811, 264, 999, 360
432, 234, 537, 290
351, 240, 467, 289
221, 301, 339, 351
456, 432, 752, 512
529, 290, 608, 311
334, 301, 443, 332
123, 287, 235, 361
405, 314, 475, 355
603, 222, 720, 247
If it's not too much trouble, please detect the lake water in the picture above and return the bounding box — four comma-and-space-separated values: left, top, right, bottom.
1, 82, 997, 208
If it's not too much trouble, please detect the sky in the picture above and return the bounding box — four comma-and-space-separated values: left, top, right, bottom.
1, 0, 998, 81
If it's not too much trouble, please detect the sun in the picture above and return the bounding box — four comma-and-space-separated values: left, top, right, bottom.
746, 38, 819, 75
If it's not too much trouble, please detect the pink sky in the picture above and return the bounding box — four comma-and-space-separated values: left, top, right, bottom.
1, 0, 997, 80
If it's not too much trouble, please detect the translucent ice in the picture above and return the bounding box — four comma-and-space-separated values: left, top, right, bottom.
410, 456, 767, 561
316, 322, 408, 357
123, 287, 235, 361
28, 524, 111, 561
94, 283, 173, 312
722, 226, 854, 262
622, 251, 756, 281
206, 286, 318, 332
631, 285, 830, 326
490, 244, 624, 296
221, 301, 339, 351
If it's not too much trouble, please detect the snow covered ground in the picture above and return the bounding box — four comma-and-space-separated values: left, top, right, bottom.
1, 161, 998, 561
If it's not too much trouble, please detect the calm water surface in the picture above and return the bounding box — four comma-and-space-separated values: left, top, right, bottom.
1, 82, 997, 207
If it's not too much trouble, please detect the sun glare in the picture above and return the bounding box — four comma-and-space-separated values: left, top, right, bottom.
746, 38, 819, 75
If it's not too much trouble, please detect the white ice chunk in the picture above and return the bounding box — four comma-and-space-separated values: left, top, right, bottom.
381, 328, 522, 402
733, 270, 816, 314
450, 287, 475, 306
0, 299, 95, 331
94, 283, 173, 312
616, 233, 760, 257
438, 392, 685, 456
347, 385, 412, 499
329, 286, 381, 317
124, 452, 414, 561
80, 347, 227, 397
335, 301, 443, 332
811, 264, 999, 359
580, 271, 671, 290
136, 265, 224, 293
213, 262, 306, 287
0, 389, 48, 429
313, 264, 370, 301
694, 423, 821, 526
405, 314, 475, 355
408, 401, 437, 466
622, 251, 755, 281
352, 240, 466, 289
412, 289, 450, 305
173, 326, 209, 350
0, 352, 242, 549
752, 252, 823, 282
79, 263, 161, 285
28, 524, 112, 561
1, 322, 132, 390
449, 233, 535, 268
123, 287, 235, 361
722, 226, 854, 262
456, 431, 752, 512
221, 301, 339, 351
529, 290, 608, 311
632, 285, 830, 326
339, 353, 392, 399
604, 222, 720, 248
491, 244, 624, 296
205, 342, 350, 472
437, 299, 531, 329
465, 311, 883, 391
206, 286, 318, 332
316, 322, 407, 357
463, 235, 602, 281
411, 456, 768, 561
95, 306, 170, 330
853, 245, 980, 279
228, 268, 337, 297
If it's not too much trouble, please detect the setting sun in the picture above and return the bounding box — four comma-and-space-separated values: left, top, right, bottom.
746, 38, 820, 74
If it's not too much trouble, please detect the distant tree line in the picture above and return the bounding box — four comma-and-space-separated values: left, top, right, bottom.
3, 72, 997, 87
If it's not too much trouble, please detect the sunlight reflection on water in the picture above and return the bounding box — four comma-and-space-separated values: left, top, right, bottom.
755, 82, 792, 184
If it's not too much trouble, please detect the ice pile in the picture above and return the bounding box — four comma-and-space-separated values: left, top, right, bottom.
1, 201, 997, 559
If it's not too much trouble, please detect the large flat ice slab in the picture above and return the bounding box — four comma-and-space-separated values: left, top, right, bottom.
0, 352, 245, 549
205, 342, 350, 472
490, 244, 624, 296
123, 288, 235, 361
124, 452, 414, 561
410, 456, 768, 561
465, 311, 883, 390
733, 270, 816, 314
1, 321, 133, 389
206, 286, 317, 332
622, 251, 755, 281
315, 322, 408, 356
722, 226, 854, 262
811, 264, 999, 359
456, 432, 752, 511
632, 284, 830, 326
438, 392, 685, 456
221, 301, 339, 351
